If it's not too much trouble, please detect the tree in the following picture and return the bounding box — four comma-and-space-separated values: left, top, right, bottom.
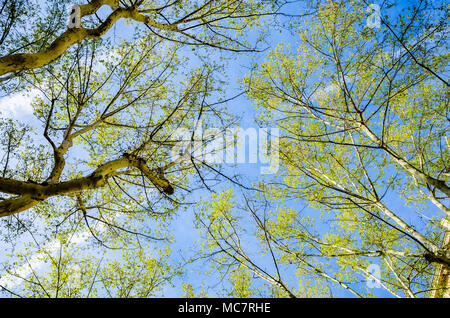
0, 0, 290, 297
197, 0, 449, 298
2, 0, 447, 299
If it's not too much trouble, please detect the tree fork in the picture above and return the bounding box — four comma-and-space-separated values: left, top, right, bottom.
0, 1, 177, 77
0, 155, 174, 217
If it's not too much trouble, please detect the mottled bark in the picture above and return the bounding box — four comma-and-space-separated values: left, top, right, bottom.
0, 0, 177, 76
0, 155, 173, 218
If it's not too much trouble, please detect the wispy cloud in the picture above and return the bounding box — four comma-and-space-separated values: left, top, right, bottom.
0, 89, 39, 119
0, 226, 99, 290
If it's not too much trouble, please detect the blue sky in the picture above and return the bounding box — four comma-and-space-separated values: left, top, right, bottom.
0, 0, 445, 298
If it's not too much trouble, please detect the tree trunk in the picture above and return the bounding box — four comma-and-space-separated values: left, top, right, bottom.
430, 218, 450, 298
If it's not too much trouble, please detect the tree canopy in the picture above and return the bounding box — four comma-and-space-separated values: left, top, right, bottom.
0, 0, 448, 298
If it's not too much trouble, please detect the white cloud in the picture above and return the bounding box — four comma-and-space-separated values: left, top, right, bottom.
0, 214, 112, 291
0, 89, 39, 119
0, 224, 103, 290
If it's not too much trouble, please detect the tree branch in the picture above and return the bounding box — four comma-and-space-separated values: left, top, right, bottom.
0, 154, 174, 218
